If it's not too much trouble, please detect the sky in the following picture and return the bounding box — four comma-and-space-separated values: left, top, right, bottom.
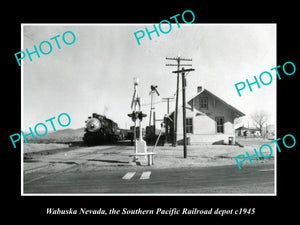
22, 24, 276, 131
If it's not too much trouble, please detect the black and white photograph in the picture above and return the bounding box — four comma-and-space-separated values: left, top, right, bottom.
4, 5, 297, 221
21, 23, 276, 195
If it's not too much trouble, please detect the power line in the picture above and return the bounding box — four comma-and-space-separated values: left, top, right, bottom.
141, 100, 164, 106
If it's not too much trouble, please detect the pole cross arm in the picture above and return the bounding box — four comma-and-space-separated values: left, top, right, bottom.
166, 64, 193, 66
166, 57, 192, 61
172, 68, 195, 74
162, 97, 174, 101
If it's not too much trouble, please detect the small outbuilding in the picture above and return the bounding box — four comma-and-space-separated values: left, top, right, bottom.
235, 126, 261, 137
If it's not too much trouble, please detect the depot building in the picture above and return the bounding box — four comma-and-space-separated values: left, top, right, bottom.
165, 86, 245, 145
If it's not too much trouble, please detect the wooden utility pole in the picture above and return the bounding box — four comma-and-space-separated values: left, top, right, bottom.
162, 97, 174, 114
166, 56, 192, 147
172, 67, 195, 158
162, 97, 174, 143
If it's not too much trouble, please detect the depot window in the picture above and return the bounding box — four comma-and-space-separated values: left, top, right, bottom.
216, 117, 224, 133
199, 97, 208, 109
186, 118, 193, 134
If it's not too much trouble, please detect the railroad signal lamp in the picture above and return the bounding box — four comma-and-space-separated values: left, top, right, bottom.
137, 111, 147, 121
128, 111, 137, 122
128, 111, 147, 122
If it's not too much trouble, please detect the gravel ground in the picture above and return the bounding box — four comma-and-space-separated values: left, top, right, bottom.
23, 138, 275, 173
24, 143, 71, 153
140, 143, 274, 169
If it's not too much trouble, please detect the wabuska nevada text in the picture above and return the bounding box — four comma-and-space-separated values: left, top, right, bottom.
46, 207, 255, 216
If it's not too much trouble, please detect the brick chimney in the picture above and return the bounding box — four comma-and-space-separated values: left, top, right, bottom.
197, 86, 202, 93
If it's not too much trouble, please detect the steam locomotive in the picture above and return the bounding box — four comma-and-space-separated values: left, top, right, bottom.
83, 113, 124, 146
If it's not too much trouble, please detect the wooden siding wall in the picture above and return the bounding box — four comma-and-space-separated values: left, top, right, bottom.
176, 92, 236, 144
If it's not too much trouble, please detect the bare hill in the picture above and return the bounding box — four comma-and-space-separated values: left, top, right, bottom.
26, 127, 85, 143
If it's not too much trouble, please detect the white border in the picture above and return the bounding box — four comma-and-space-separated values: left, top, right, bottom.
21, 23, 277, 196
21, 24, 24, 196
